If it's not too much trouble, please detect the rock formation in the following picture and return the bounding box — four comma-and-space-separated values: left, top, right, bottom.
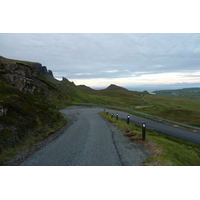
0, 57, 55, 94
28, 63, 54, 77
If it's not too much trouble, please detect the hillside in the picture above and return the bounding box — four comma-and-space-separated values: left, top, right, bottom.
3, 55, 200, 165
76, 84, 94, 92
0, 56, 70, 164
104, 84, 128, 91
1, 56, 148, 164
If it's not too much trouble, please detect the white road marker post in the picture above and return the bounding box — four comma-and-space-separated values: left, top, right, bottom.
142, 123, 146, 141
127, 115, 130, 125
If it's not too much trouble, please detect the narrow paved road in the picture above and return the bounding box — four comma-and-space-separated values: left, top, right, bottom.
21, 107, 123, 166
106, 109, 200, 144
20, 106, 200, 166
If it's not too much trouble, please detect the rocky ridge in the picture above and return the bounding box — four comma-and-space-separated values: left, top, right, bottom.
28, 62, 53, 77
0, 57, 55, 94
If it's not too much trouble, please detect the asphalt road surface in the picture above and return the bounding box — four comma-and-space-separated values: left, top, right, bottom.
20, 106, 200, 166
107, 109, 200, 145
20, 106, 151, 166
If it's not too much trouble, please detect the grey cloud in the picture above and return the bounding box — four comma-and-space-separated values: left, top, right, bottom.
1, 33, 200, 80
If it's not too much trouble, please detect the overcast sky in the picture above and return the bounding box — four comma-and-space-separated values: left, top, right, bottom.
1, 33, 200, 90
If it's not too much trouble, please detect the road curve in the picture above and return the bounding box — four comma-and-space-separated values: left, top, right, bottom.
20, 106, 151, 166
74, 103, 200, 131
20, 105, 200, 166
73, 104, 200, 145
105, 108, 200, 145
20, 107, 122, 166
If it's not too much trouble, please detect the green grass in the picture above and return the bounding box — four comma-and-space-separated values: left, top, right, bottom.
0, 116, 67, 164
57, 79, 200, 128
0, 56, 71, 164
78, 90, 200, 128
140, 95, 200, 127
0, 77, 67, 164
43, 66, 200, 128
100, 112, 200, 166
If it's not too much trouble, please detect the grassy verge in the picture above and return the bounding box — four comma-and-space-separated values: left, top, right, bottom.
0, 116, 67, 165
100, 112, 200, 166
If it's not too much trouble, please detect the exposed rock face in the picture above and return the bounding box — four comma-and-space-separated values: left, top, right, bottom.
28, 63, 54, 77
48, 70, 53, 77
0, 57, 68, 162
0, 58, 54, 95
0, 58, 39, 93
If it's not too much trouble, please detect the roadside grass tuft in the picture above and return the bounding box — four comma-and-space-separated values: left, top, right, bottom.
100, 111, 200, 166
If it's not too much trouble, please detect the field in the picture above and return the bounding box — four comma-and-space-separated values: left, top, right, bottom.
69, 84, 200, 128
138, 94, 200, 127
44, 73, 200, 129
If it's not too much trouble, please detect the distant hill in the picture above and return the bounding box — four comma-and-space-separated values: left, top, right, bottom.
104, 84, 128, 91
76, 85, 94, 92
153, 87, 200, 98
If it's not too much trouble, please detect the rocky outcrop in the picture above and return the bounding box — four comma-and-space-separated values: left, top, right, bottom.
0, 58, 39, 93
48, 70, 53, 77
28, 63, 54, 77
0, 57, 69, 164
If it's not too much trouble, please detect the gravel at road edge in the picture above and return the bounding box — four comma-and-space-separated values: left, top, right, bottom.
100, 115, 152, 166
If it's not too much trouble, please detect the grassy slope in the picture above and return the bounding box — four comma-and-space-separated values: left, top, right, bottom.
68, 83, 200, 128
3, 56, 200, 128
0, 57, 71, 164
71, 85, 148, 107
37, 76, 71, 108
140, 95, 200, 127
0, 79, 68, 163
100, 112, 200, 166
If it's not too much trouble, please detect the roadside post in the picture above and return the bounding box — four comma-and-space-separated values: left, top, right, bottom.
116, 113, 118, 121
111, 114, 113, 118
127, 115, 130, 125
142, 123, 146, 141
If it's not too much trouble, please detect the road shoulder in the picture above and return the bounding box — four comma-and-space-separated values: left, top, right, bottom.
101, 115, 152, 166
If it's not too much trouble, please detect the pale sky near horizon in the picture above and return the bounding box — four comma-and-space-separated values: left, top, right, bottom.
1, 33, 200, 90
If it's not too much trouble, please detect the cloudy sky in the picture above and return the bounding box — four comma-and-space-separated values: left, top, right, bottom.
1, 33, 200, 90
